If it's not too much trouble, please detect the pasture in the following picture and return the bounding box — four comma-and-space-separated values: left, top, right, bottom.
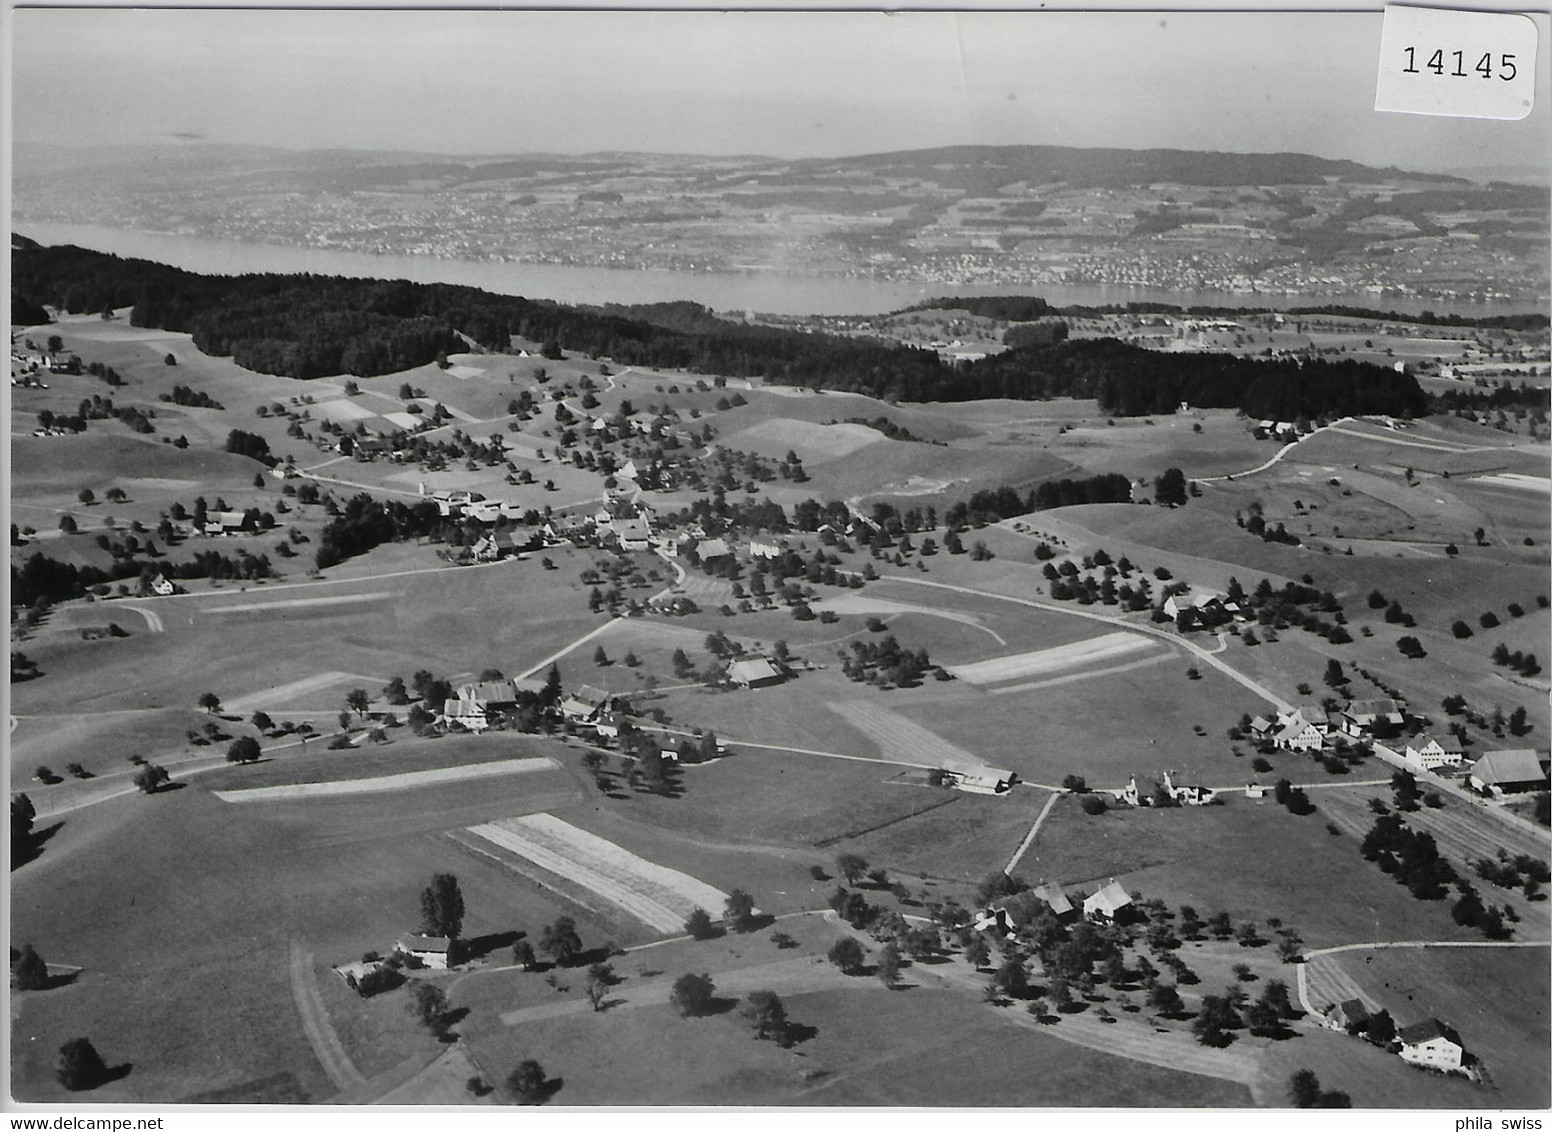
1026, 797, 1493, 949
450, 914, 1254, 1107
1307, 946, 1550, 1109
8, 759, 594, 1103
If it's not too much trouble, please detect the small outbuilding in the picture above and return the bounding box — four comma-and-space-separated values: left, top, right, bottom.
1083, 880, 1133, 921
396, 933, 454, 970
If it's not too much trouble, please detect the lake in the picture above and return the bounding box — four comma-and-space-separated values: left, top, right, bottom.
18, 220, 1537, 320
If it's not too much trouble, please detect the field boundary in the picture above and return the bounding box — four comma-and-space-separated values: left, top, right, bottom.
212, 757, 559, 802
813, 791, 961, 848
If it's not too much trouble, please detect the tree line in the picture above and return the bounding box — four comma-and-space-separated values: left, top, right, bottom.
11, 242, 1428, 418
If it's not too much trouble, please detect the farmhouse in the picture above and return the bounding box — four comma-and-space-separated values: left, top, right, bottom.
1031, 882, 1075, 918
726, 657, 786, 689
594, 709, 627, 740
1403, 734, 1466, 771
612, 517, 652, 552
1163, 770, 1215, 806
471, 531, 530, 562
748, 537, 785, 560
1249, 716, 1278, 741
457, 680, 518, 711
203, 511, 252, 537
395, 933, 454, 970
150, 574, 179, 596
543, 516, 593, 545
1467, 749, 1548, 796
1119, 775, 1164, 807
692, 536, 732, 563
1245, 782, 1267, 799
1322, 998, 1370, 1032
1272, 718, 1325, 752
972, 906, 1019, 939
1281, 704, 1332, 733
1340, 698, 1407, 738
1397, 1019, 1465, 1070
951, 768, 1018, 795
440, 698, 489, 733
560, 684, 620, 722
1083, 881, 1133, 921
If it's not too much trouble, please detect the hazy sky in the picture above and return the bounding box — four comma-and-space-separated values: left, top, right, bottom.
11, 9, 1551, 175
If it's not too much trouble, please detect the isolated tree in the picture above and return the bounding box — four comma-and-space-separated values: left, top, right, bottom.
133, 764, 170, 794
724, 889, 757, 932
993, 953, 1029, 998
584, 970, 610, 1012
11, 793, 36, 862
383, 675, 410, 704
1147, 981, 1184, 1015
876, 942, 903, 988
225, 736, 262, 764
346, 688, 370, 717
964, 935, 991, 969
740, 990, 789, 1042
1154, 467, 1188, 507
671, 973, 717, 1017
250, 710, 274, 733
512, 940, 537, 970
13, 944, 49, 991
540, 916, 583, 966
77, 488, 95, 506
420, 873, 466, 940
1193, 994, 1241, 1046
1365, 1008, 1396, 1047
684, 907, 715, 940
198, 691, 222, 714
828, 937, 866, 974
409, 981, 451, 1040
1289, 1069, 1323, 1109
56, 1038, 109, 1091
592, 645, 610, 667
835, 853, 869, 884
506, 1059, 550, 1104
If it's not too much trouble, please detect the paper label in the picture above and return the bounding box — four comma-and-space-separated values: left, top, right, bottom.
1376, 5, 1537, 120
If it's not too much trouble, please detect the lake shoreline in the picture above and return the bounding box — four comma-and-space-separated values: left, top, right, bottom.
17, 219, 1545, 321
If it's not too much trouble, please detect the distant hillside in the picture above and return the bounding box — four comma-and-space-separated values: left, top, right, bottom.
788, 144, 1470, 192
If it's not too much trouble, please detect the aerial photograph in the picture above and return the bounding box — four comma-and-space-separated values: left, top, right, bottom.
7, 7, 1551, 1112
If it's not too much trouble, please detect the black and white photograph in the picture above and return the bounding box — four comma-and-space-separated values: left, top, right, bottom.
7, 5, 1551, 1113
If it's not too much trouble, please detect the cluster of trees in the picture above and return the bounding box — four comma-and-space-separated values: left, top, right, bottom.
1490, 643, 1542, 679
1360, 813, 1459, 901
315, 494, 442, 570
49, 394, 154, 435
839, 635, 937, 689
965, 339, 1427, 419
11, 548, 273, 606
161, 384, 223, 410
842, 416, 930, 443
943, 474, 1133, 527
224, 429, 274, 465
1472, 850, 1549, 898
1287, 1069, 1352, 1108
